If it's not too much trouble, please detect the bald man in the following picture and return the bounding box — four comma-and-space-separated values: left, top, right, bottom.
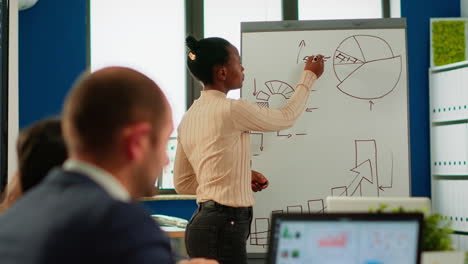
0, 67, 217, 264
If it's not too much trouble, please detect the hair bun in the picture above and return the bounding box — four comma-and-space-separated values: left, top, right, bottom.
186, 36, 200, 51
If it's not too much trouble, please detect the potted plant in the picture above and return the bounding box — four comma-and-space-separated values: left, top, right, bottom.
418, 213, 465, 264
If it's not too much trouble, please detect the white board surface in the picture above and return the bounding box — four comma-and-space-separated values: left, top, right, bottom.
240, 19, 410, 253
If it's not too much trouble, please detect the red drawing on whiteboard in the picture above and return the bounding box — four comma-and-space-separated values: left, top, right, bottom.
250, 79, 315, 152
249, 199, 326, 247
379, 151, 394, 192
255, 80, 294, 106
333, 35, 402, 110
331, 186, 348, 197
250, 132, 264, 151
277, 131, 292, 138
287, 205, 303, 214
302, 55, 331, 63
296, 40, 306, 64
329, 139, 394, 198
255, 80, 317, 113
347, 159, 374, 196
253, 78, 257, 96
250, 218, 270, 247
307, 199, 325, 213
352, 139, 379, 196
249, 140, 395, 248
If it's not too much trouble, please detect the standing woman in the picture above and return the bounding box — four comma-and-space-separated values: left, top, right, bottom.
174, 36, 324, 264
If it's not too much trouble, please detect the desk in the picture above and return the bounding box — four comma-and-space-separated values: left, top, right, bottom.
141, 194, 196, 201
161, 226, 187, 256
161, 226, 185, 238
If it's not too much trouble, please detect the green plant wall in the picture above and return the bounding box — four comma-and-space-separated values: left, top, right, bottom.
432, 21, 466, 66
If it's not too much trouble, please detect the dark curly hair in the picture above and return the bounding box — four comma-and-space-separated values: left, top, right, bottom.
17, 118, 67, 193
186, 36, 232, 85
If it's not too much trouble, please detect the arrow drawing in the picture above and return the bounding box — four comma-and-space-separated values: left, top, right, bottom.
277, 131, 292, 138
379, 152, 393, 191
354, 139, 379, 196
253, 78, 257, 96
296, 40, 306, 64
250, 132, 264, 151
347, 159, 373, 196
306, 107, 318, 112
369, 100, 375, 111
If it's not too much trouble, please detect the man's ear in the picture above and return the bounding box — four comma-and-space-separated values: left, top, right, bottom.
214, 65, 227, 81
121, 122, 152, 162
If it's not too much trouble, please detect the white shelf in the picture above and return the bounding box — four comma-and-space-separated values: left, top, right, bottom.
430, 66, 468, 123
430, 61, 468, 241
430, 60, 468, 73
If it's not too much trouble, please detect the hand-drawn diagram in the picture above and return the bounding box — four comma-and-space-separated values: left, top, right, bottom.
255, 80, 295, 108
250, 79, 317, 152
333, 35, 402, 109
250, 140, 395, 248
250, 199, 325, 247
331, 139, 378, 197
296, 39, 331, 64
308, 199, 325, 214
330, 139, 394, 197
251, 218, 270, 247
302, 55, 331, 63
296, 40, 306, 64
287, 205, 303, 214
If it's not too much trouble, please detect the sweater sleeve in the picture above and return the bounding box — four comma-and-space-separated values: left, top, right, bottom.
230, 70, 317, 132
173, 139, 198, 195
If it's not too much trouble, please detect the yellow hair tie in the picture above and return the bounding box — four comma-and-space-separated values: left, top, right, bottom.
188, 51, 196, 61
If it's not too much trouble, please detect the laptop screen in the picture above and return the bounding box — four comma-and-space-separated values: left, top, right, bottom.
267, 213, 423, 264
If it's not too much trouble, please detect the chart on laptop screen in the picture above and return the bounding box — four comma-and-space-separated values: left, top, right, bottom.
273, 221, 419, 264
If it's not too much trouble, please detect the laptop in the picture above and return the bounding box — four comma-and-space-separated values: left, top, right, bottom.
326, 197, 431, 215
266, 213, 423, 264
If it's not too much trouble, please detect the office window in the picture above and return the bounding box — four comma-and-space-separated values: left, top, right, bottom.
90, 0, 186, 192
90, 0, 186, 135
390, 0, 401, 18
204, 0, 282, 99
299, 0, 382, 20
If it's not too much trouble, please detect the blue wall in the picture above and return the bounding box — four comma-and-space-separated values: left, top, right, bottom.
142, 200, 197, 220
19, 0, 87, 128
401, 0, 460, 197
18, 0, 462, 216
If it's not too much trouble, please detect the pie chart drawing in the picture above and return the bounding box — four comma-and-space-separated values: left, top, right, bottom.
333, 35, 402, 100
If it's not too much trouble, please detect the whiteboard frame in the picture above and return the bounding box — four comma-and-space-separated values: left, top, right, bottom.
241, 18, 407, 33
240, 18, 411, 258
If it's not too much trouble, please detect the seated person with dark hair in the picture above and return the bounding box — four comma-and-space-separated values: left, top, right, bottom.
0, 118, 67, 211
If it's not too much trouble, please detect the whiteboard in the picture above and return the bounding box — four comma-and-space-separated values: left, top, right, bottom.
240, 19, 410, 254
